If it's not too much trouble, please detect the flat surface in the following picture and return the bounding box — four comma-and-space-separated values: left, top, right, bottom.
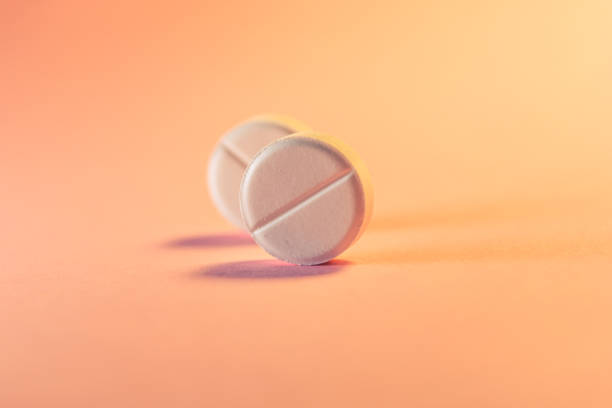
1, 1, 612, 407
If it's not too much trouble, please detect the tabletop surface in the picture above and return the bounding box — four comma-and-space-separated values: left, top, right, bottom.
2, 1, 611, 407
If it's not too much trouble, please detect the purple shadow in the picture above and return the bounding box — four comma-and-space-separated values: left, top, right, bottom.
165, 232, 255, 248
192, 259, 350, 280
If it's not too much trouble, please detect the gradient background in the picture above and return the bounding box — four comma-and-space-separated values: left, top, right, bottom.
1, 1, 611, 407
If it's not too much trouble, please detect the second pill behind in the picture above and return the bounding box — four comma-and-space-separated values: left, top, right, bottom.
207, 115, 373, 265
207, 115, 310, 229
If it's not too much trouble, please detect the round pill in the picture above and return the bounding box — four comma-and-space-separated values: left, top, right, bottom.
240, 132, 373, 265
207, 115, 310, 228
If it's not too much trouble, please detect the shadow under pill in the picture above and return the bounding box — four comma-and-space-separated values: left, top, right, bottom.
192, 259, 350, 280
164, 232, 255, 248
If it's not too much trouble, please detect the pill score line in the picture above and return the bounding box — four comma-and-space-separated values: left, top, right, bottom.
250, 168, 355, 235
221, 141, 251, 167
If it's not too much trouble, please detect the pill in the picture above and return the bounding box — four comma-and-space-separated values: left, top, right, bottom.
240, 132, 373, 265
207, 115, 310, 228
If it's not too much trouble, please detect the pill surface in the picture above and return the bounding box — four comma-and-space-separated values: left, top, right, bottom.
240, 132, 373, 265
208, 115, 310, 228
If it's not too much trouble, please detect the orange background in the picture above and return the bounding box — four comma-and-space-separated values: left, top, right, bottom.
1, 1, 611, 406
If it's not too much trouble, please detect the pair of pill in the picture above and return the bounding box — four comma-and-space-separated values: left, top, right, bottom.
208, 115, 373, 265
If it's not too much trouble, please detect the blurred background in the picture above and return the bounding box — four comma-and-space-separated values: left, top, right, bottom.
1, 1, 611, 407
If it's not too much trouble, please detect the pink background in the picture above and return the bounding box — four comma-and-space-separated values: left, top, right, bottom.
2, 1, 611, 406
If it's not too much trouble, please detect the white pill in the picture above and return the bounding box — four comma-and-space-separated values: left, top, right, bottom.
240, 132, 373, 265
207, 115, 310, 228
